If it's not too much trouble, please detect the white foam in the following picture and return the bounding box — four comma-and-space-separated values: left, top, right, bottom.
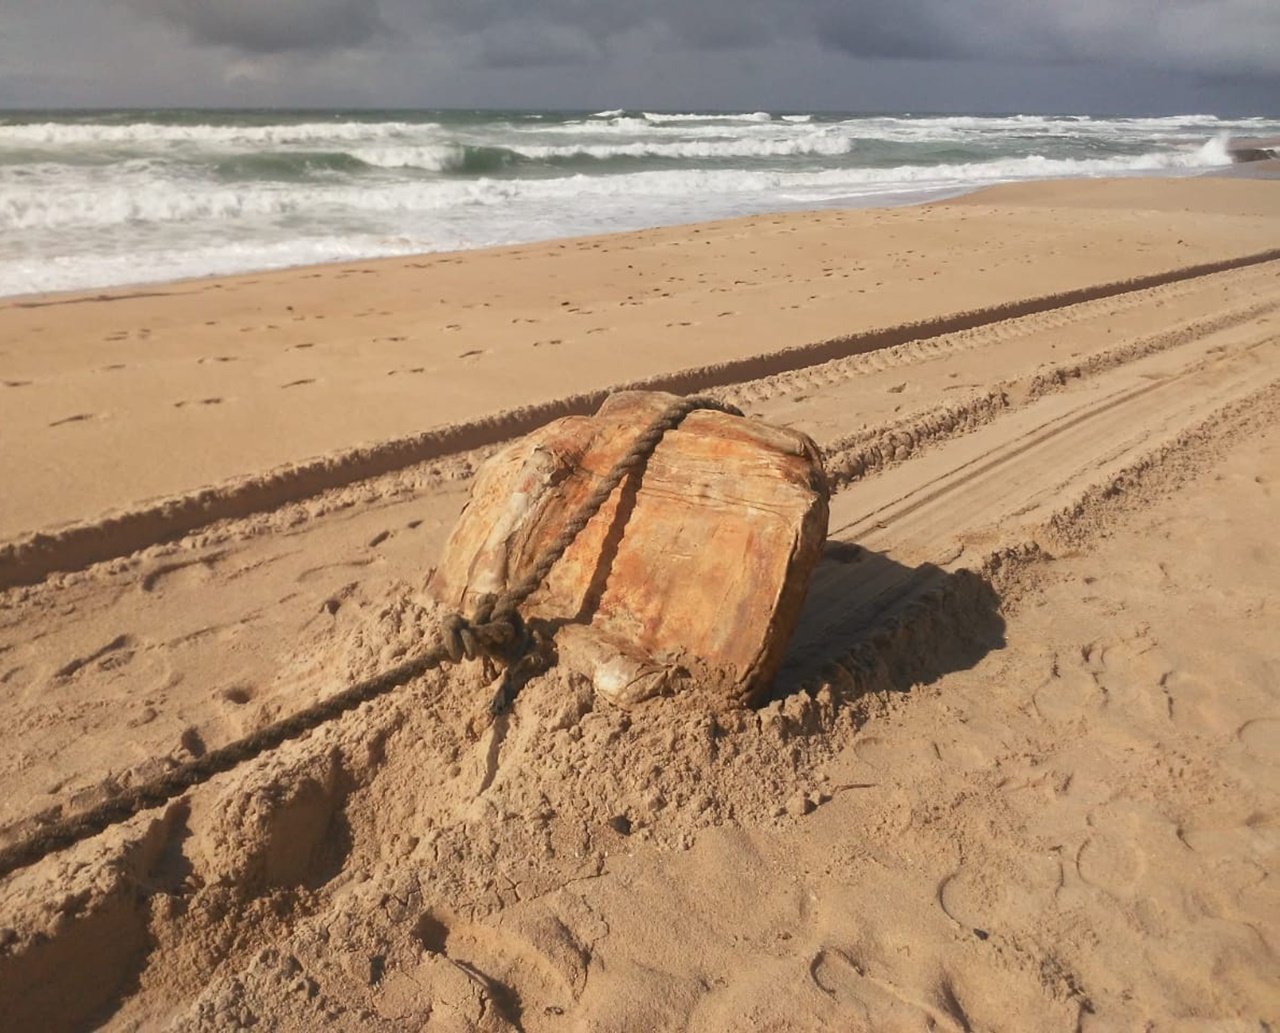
0, 235, 426, 299
0, 120, 437, 148
641, 111, 773, 123
346, 144, 470, 171
3, 109, 1274, 299
0, 141, 1234, 239
510, 131, 856, 161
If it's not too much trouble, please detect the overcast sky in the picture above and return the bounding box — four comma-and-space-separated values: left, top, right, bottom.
1, 0, 1277, 115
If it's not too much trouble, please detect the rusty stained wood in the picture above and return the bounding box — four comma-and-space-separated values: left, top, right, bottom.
429, 391, 829, 707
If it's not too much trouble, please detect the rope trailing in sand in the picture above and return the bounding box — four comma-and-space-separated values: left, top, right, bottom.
0, 396, 741, 881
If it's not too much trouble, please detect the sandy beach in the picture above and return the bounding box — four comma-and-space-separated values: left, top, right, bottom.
1, 175, 1278, 1030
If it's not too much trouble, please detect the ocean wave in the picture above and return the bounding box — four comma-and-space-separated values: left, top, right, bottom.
320, 133, 858, 171
0, 119, 438, 148
3, 107, 1270, 298
214, 150, 373, 180
348, 143, 522, 174
0, 140, 1233, 235
641, 111, 773, 123
512, 132, 856, 161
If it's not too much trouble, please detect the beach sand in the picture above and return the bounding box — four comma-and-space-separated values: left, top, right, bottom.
0, 176, 1277, 1030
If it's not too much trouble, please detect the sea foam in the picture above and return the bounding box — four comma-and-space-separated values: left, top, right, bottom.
1, 108, 1273, 298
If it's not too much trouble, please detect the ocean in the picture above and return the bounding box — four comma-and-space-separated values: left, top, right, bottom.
1, 108, 1276, 299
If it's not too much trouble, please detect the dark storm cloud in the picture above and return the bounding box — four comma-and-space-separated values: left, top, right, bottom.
476, 21, 602, 68
389, 0, 1278, 77
3, 0, 1274, 112
808, 0, 1280, 76
134, 0, 387, 54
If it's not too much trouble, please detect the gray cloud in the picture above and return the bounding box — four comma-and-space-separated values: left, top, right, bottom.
135, 0, 387, 54
390, 0, 1279, 77
789, 0, 1280, 76
475, 21, 603, 68
0, 0, 1275, 113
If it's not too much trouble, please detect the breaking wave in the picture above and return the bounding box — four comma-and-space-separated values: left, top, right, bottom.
0, 140, 1236, 234
1, 106, 1272, 297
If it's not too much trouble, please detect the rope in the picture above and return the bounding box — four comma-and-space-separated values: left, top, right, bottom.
0, 395, 741, 881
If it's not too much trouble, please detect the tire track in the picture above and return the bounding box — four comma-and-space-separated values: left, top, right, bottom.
717, 264, 1278, 414
773, 379, 1279, 712
3, 254, 1277, 590
776, 327, 1279, 685
815, 296, 1279, 490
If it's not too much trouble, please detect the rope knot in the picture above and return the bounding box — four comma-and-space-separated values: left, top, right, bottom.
440, 594, 528, 666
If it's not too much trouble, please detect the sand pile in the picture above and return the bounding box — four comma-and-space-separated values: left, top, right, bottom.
5, 399, 1275, 1030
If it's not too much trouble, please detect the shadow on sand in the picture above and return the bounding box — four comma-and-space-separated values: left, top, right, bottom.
770, 541, 1007, 703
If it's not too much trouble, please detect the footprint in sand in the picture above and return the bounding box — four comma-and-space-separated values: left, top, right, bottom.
1073, 802, 1179, 903
281, 379, 315, 389
938, 852, 1059, 936
179, 727, 207, 758
297, 559, 373, 584
49, 413, 95, 427
1031, 661, 1106, 726
220, 684, 256, 705
458, 349, 485, 359
173, 398, 224, 408
1238, 717, 1280, 763
140, 553, 225, 593
1092, 637, 1178, 726
853, 734, 941, 776
406, 909, 583, 1025
808, 947, 968, 1029
55, 634, 135, 679
3, 379, 32, 387
198, 355, 238, 364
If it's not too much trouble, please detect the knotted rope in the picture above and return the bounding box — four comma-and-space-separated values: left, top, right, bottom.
0, 395, 741, 880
